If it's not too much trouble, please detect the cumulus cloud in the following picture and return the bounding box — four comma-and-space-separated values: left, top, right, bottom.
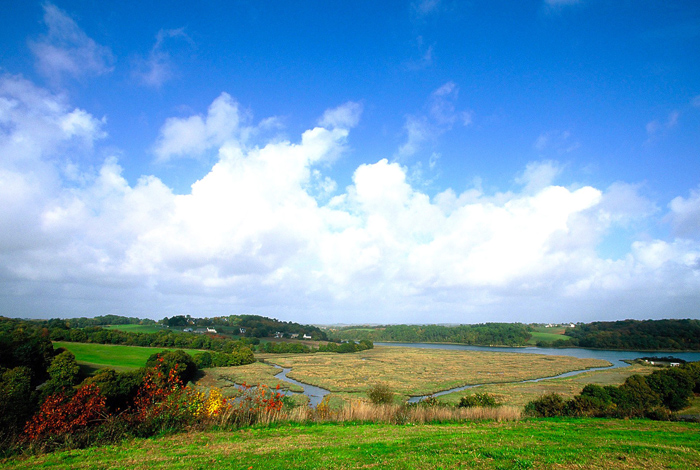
132, 28, 193, 88
28, 3, 114, 83
2, 78, 700, 322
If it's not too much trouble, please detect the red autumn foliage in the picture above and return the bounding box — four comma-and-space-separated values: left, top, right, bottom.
23, 383, 106, 440
130, 356, 184, 424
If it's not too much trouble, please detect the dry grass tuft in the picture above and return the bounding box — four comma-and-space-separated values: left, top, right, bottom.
213, 400, 520, 428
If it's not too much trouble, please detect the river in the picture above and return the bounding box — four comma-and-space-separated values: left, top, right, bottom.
269, 343, 700, 405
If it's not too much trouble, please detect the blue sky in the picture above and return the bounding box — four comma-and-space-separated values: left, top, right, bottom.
1, 1, 699, 324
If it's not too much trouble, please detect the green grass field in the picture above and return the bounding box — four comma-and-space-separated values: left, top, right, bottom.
6, 419, 699, 469
102, 324, 166, 334
526, 326, 572, 345
53, 342, 203, 371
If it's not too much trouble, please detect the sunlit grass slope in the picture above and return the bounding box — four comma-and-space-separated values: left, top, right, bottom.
6, 419, 700, 469
53, 342, 202, 370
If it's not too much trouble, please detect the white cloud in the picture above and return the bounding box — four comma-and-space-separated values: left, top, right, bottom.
515, 161, 562, 194
132, 28, 193, 88
2, 79, 700, 323
28, 3, 114, 83
645, 110, 680, 142
534, 130, 580, 154
398, 115, 430, 158
398, 82, 472, 158
153, 92, 249, 161
545, 0, 581, 6
412, 0, 442, 17
318, 101, 363, 129
668, 187, 700, 239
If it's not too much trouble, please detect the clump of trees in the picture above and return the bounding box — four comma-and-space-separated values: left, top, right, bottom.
565, 319, 700, 350
525, 361, 700, 419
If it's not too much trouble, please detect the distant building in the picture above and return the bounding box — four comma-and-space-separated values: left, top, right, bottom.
207, 327, 217, 334
274, 332, 283, 338
239, 327, 246, 334
303, 334, 312, 339
290, 333, 299, 339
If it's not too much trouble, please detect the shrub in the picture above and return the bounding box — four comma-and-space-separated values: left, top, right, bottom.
145, 350, 197, 384
645, 368, 694, 411
524, 393, 566, 417
367, 383, 394, 405
458, 392, 500, 408
23, 384, 106, 442
0, 367, 37, 437
82, 368, 143, 412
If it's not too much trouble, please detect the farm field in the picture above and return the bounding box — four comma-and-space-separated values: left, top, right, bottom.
53, 342, 203, 371
102, 324, 166, 334
526, 326, 572, 345
6, 419, 699, 469
255, 346, 610, 398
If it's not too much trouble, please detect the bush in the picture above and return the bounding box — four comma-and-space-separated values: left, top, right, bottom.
458, 392, 500, 408
524, 393, 566, 417
82, 368, 143, 412
0, 367, 37, 437
367, 384, 394, 404
145, 350, 197, 384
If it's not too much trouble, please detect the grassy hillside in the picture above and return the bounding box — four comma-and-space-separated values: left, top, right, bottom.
5, 419, 699, 469
53, 342, 202, 370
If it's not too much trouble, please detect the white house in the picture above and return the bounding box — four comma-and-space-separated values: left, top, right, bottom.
303, 334, 312, 339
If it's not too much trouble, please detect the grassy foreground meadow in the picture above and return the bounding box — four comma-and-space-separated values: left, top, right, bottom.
6, 419, 699, 469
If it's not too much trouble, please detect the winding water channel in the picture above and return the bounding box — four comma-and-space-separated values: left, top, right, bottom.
268, 343, 700, 406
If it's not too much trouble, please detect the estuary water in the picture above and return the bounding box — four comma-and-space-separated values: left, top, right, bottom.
269, 343, 700, 405
272, 364, 330, 407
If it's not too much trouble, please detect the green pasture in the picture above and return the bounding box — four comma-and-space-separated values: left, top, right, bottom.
7, 419, 700, 469
526, 329, 571, 345
52, 342, 202, 371
102, 324, 165, 334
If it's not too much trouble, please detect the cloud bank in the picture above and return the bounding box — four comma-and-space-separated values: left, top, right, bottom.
1, 76, 699, 323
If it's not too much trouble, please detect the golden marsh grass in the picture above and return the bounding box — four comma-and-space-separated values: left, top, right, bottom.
260, 346, 610, 398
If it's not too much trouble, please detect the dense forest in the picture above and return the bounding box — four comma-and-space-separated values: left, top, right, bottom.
335, 323, 532, 346
565, 319, 700, 350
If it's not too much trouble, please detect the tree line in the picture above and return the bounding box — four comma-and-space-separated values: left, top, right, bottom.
335, 323, 532, 346
565, 319, 700, 350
